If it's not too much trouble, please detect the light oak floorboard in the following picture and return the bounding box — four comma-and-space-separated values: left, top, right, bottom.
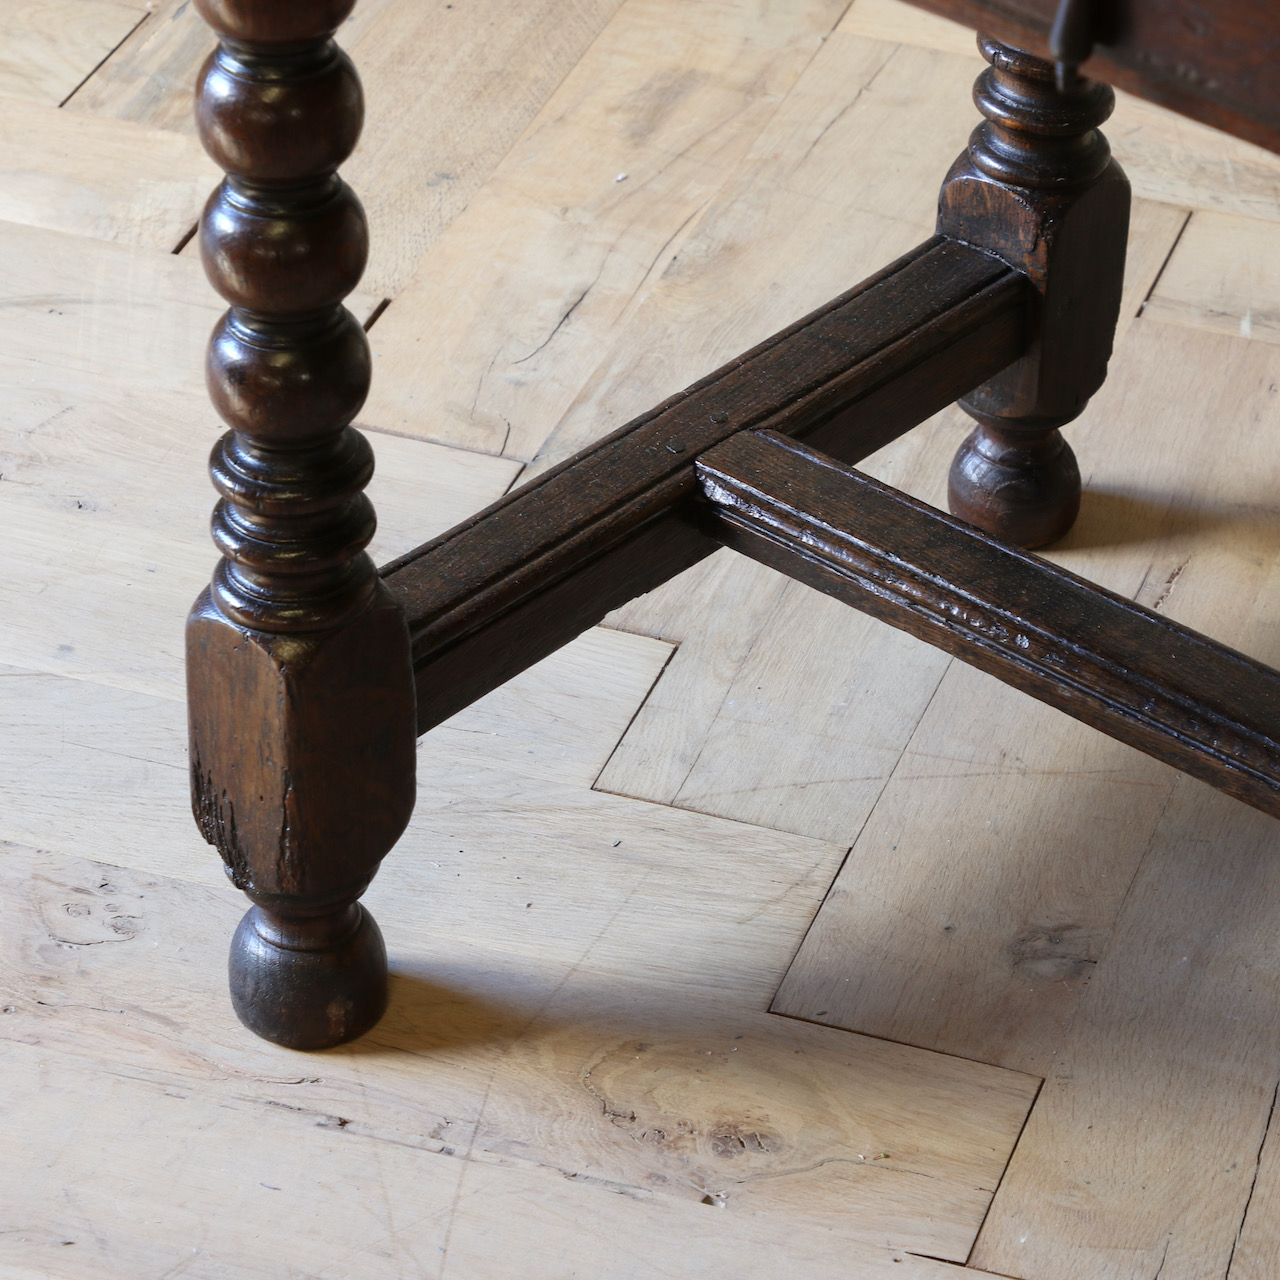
0, 221, 217, 397
769, 656, 1176, 1072
0, 104, 215, 250
0, 644, 1037, 1269
0, 1039, 986, 1280
1146, 209, 1280, 344
1113, 200, 1192, 341
0, 220, 377, 405
70, 0, 630, 297
0, 0, 144, 106
56, 0, 212, 129
0, 220, 479, 698
0, 1015, 988, 1280
777, 318, 1280, 1277
441, 1162, 979, 1280
838, 0, 977, 54
1227, 1099, 1280, 1280
968, 782, 1280, 1280
0, 622, 667, 888
0, 381, 518, 700
598, 561, 953, 845
360, 0, 850, 457
1108, 98, 1280, 224
529, 33, 975, 473
596, 198, 1184, 844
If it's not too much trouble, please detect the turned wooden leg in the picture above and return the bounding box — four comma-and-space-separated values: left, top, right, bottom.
938, 37, 1130, 548
187, 0, 417, 1049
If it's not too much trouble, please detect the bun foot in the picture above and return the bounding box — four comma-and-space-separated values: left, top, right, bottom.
947, 417, 1081, 549
229, 902, 387, 1050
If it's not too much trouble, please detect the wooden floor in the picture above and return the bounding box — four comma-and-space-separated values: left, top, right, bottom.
5, 0, 1280, 1275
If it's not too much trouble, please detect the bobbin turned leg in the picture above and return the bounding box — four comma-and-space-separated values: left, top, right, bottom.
187, 0, 417, 1049
939, 37, 1130, 548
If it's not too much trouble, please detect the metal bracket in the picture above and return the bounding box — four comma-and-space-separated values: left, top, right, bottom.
1049, 0, 1097, 91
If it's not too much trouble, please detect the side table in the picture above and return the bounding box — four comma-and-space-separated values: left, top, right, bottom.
184, 0, 1280, 1048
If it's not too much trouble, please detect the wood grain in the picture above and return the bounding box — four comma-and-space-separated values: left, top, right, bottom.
773, 314, 1280, 1044
0, 105, 214, 250
1110, 94, 1280, 224
776, 315, 1280, 1275
70, 0, 630, 297
529, 33, 987, 473
0, 376, 518, 700
698, 429, 1280, 819
0, 623, 672, 889
1146, 210, 1280, 344
600, 546, 955, 843
0, 1025, 989, 1280
0, 0, 145, 105
1228, 1107, 1280, 1279
359, 0, 852, 456
838, 0, 977, 54
11, 0, 1280, 1267
0, 635, 1038, 1263
598, 198, 1186, 845
0, 221, 219, 396
383, 239, 1027, 733
441, 1163, 979, 1280
56, 0, 213, 128
969, 781, 1280, 1280
842, 0, 1280, 224
0, 220, 377, 405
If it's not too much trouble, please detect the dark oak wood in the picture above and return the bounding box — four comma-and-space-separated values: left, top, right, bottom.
187, 0, 417, 1050
381, 238, 1030, 734
184, 1, 1280, 1047
940, 37, 1130, 548
905, 0, 1280, 158
697, 430, 1280, 820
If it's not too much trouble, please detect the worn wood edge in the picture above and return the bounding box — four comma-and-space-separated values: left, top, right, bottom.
382, 238, 1030, 732
695, 430, 1280, 819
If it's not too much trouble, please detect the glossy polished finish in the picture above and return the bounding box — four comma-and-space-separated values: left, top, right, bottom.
186, 0, 416, 1050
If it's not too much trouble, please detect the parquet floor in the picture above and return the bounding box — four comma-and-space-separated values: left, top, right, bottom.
4, 1, 1280, 1276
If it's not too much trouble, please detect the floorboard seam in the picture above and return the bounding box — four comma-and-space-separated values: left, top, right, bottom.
1222, 1074, 1280, 1279
57, 8, 153, 109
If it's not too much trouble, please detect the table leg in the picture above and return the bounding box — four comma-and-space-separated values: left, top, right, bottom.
938, 36, 1130, 548
187, 0, 417, 1050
